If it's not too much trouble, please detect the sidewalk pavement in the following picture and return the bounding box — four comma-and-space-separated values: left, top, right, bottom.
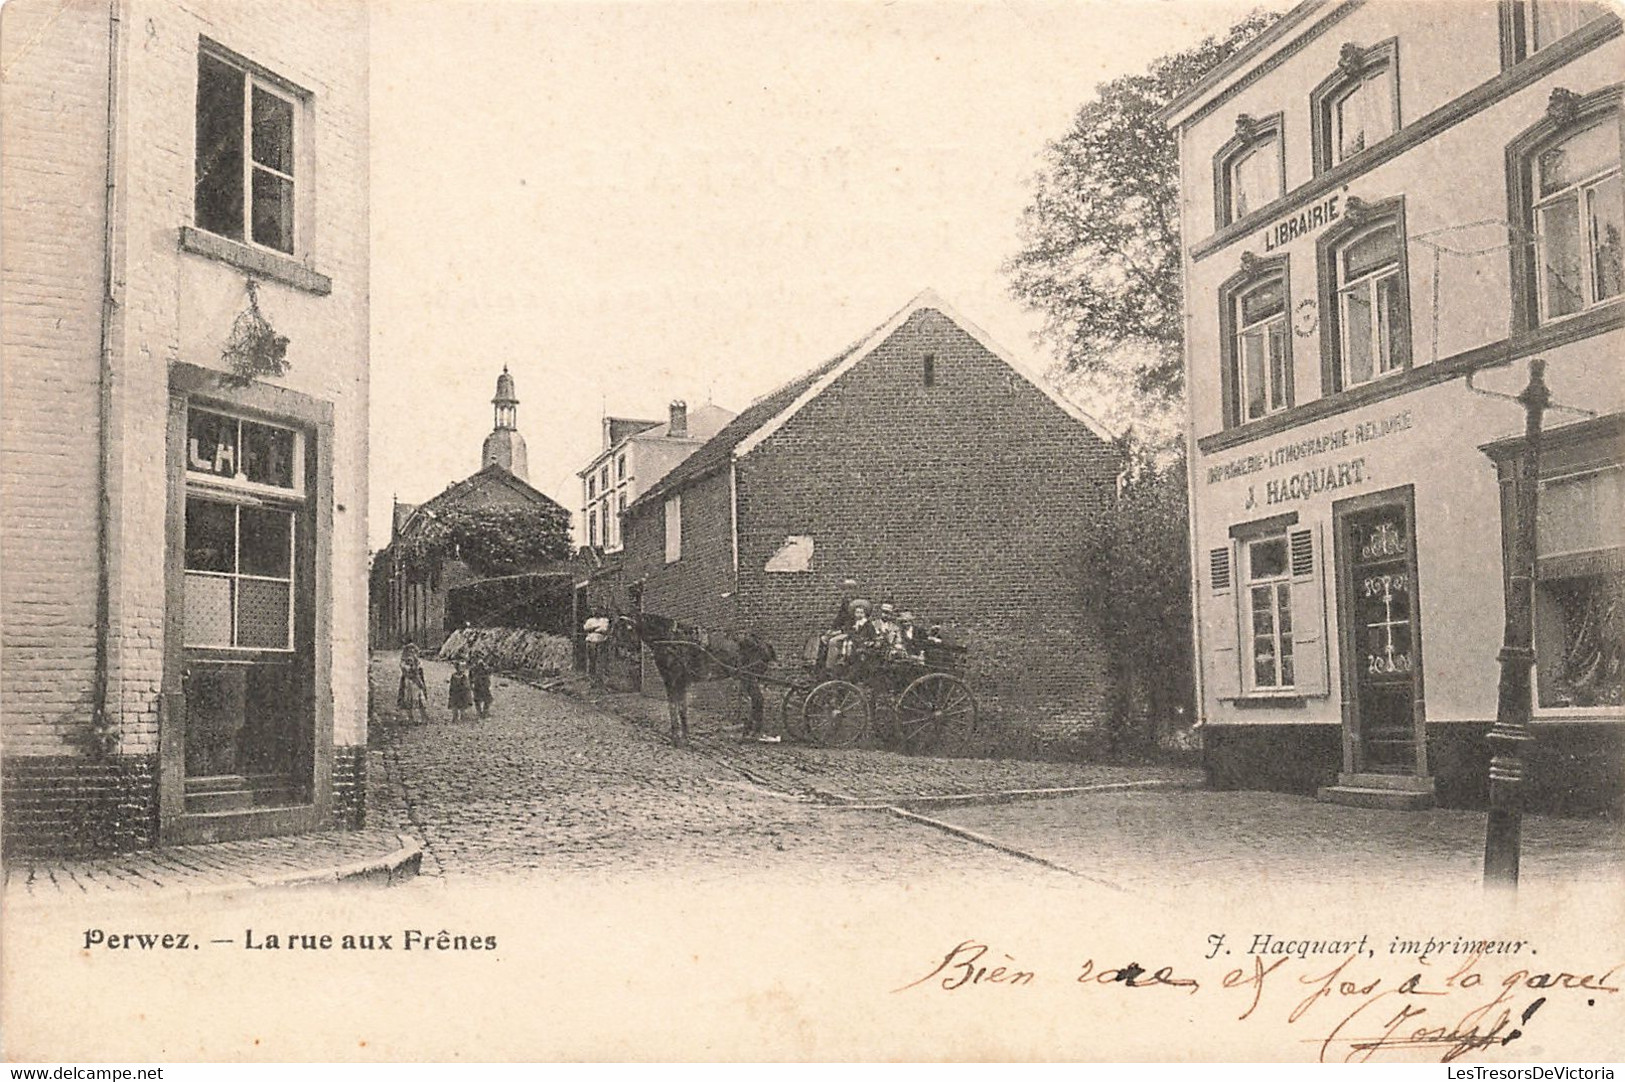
2, 828, 422, 906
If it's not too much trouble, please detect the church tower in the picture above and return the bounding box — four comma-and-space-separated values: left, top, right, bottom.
481, 366, 529, 481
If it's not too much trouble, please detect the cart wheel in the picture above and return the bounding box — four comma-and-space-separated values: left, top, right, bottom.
895, 673, 977, 754
802, 680, 870, 748
781, 685, 811, 742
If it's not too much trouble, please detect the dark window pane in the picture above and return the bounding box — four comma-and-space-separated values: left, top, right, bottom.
251, 86, 294, 174
239, 507, 292, 578
240, 420, 296, 489
1589, 173, 1624, 302
1537, 122, 1617, 197
185, 498, 236, 573
1342, 225, 1399, 280
187, 408, 239, 478
251, 170, 294, 252
195, 53, 244, 240
1249, 538, 1289, 580
1239, 279, 1284, 324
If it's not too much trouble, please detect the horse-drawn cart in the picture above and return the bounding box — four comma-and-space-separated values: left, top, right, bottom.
779, 631, 978, 754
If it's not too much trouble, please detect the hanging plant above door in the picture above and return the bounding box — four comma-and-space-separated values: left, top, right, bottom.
220, 278, 291, 387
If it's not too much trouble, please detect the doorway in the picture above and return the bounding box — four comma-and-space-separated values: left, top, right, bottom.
1332, 486, 1429, 783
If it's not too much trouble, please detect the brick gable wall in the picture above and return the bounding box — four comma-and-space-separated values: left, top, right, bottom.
618, 307, 1120, 735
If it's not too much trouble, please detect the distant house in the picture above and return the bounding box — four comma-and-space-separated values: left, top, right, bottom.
612, 290, 1124, 733
370, 369, 570, 650
578, 400, 735, 552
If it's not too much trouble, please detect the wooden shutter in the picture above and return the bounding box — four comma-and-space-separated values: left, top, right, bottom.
1288, 525, 1329, 696
1202, 544, 1241, 700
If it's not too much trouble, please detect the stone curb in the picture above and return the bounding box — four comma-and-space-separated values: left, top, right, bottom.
884, 807, 1128, 891
817, 777, 1195, 810
4, 833, 424, 908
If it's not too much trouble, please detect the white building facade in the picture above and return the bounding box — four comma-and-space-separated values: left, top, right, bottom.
2, 0, 370, 853
1164, 0, 1621, 812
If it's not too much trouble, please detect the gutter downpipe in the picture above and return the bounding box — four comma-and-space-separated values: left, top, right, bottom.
1175, 124, 1209, 746
93, 0, 125, 757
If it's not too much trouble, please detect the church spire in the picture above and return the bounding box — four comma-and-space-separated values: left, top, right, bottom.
482, 366, 529, 481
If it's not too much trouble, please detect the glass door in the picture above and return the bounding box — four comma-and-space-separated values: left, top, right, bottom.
1336, 491, 1426, 776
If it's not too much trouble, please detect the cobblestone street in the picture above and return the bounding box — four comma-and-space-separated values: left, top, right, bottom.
369, 653, 1624, 909
366, 653, 1193, 886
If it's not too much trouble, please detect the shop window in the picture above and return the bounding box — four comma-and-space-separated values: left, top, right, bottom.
1318, 199, 1411, 393
1218, 254, 1293, 429
1488, 416, 1625, 713
664, 494, 682, 563
184, 500, 294, 649
1203, 518, 1328, 700
1311, 41, 1400, 175
1214, 113, 1285, 226
1501, 1, 1613, 66
195, 46, 301, 254
1508, 88, 1623, 331
1535, 462, 1625, 709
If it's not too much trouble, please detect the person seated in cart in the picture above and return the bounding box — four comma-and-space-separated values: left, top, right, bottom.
894, 611, 925, 660
816, 579, 862, 671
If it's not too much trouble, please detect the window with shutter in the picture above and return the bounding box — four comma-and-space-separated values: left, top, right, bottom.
1203, 544, 1241, 700
1288, 525, 1330, 695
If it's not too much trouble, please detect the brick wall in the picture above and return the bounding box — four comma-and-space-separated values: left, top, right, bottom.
0, 0, 114, 758
332, 745, 367, 829
1, 755, 159, 858
620, 307, 1122, 735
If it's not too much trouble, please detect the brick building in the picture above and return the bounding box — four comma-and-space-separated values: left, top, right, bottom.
1, 0, 371, 853
611, 291, 1123, 733
1161, 1, 1621, 811
370, 368, 571, 651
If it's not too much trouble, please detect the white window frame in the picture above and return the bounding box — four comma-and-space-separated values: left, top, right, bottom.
1335, 221, 1409, 387
664, 494, 682, 564
183, 405, 303, 653
1532, 121, 1622, 322
196, 46, 302, 256
1243, 535, 1296, 692
1329, 67, 1395, 167
1234, 279, 1290, 423
1227, 133, 1283, 223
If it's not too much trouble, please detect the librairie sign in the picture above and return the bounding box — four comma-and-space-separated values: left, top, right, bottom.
1261, 194, 1340, 252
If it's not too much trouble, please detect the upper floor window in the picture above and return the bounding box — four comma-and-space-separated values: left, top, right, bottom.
616, 454, 627, 481
1503, 0, 1613, 64
1218, 255, 1293, 429
195, 47, 301, 255
588, 509, 598, 548
1508, 87, 1624, 331
1311, 41, 1400, 174
1214, 113, 1285, 226
1318, 199, 1412, 393
588, 475, 597, 499
1534, 119, 1622, 319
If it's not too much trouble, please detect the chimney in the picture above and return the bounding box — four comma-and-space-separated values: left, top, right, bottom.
669, 400, 688, 439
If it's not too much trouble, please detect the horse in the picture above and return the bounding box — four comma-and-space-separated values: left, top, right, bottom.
611, 612, 776, 745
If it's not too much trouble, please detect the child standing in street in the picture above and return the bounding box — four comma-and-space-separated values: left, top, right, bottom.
448, 659, 473, 723
470, 658, 493, 718
398, 642, 429, 724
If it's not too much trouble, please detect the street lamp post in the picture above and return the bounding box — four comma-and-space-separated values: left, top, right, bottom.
1483, 358, 1550, 889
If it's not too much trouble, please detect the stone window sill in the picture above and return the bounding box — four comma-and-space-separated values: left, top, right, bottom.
1222, 694, 1309, 709
179, 226, 332, 296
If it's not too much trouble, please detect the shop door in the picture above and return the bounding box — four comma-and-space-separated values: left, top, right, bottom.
179, 408, 313, 813
1334, 488, 1427, 776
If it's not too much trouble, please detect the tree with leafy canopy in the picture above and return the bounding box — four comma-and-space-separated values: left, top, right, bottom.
1005, 9, 1281, 423
1078, 436, 1194, 750
397, 504, 573, 580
